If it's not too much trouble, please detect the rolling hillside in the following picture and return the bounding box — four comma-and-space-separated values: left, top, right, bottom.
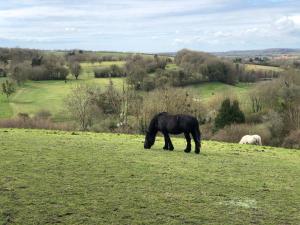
0, 129, 299, 224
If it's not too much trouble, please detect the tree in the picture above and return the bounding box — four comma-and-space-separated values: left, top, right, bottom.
214, 98, 245, 130
92, 79, 122, 114
1, 80, 15, 99
10, 63, 29, 85
125, 56, 147, 90
70, 61, 82, 80
65, 84, 100, 130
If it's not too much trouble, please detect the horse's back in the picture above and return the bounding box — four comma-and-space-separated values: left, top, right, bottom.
239, 134, 262, 145
156, 113, 199, 134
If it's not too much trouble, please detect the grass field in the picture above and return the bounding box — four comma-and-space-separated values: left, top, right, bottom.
0, 76, 254, 120
0, 129, 299, 224
187, 82, 253, 100
245, 64, 284, 72
5, 78, 124, 120
0, 61, 126, 119
80, 61, 125, 79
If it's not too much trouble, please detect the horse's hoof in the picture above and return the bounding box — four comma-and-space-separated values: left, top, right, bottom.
169, 147, 174, 151
163, 147, 168, 150
184, 149, 191, 153
195, 150, 200, 154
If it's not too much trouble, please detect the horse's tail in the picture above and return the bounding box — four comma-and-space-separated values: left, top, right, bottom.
194, 121, 201, 143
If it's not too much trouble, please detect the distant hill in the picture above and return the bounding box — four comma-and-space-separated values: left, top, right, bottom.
213, 48, 300, 58
157, 48, 300, 58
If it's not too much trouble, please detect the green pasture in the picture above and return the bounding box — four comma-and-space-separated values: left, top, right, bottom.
245, 64, 284, 72
0, 78, 253, 120
186, 82, 254, 100
0, 78, 124, 120
0, 129, 299, 224
80, 61, 125, 79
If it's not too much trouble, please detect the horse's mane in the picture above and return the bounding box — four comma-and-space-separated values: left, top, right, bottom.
148, 112, 167, 133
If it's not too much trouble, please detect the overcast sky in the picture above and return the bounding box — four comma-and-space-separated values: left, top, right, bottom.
0, 0, 299, 52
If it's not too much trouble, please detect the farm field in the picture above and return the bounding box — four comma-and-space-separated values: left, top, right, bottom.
0, 129, 299, 224
80, 61, 125, 79
245, 64, 284, 72
3, 78, 124, 120
187, 82, 253, 100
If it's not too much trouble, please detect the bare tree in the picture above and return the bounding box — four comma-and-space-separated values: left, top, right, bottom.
65, 83, 100, 130
69, 61, 82, 80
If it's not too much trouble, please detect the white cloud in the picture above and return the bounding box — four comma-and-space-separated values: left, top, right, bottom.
0, 0, 300, 51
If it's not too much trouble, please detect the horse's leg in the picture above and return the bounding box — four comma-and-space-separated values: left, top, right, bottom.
163, 134, 169, 150
184, 132, 191, 153
191, 129, 201, 154
163, 131, 174, 151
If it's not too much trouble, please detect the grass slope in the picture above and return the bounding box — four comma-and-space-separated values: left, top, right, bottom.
0, 78, 253, 120
0, 129, 299, 224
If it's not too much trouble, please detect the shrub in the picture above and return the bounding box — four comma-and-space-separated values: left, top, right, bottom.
94, 65, 125, 78
0, 117, 72, 130
0, 68, 7, 77
212, 123, 271, 145
214, 98, 245, 130
245, 112, 264, 124
1, 80, 16, 99
282, 130, 300, 149
94, 67, 111, 78
142, 76, 156, 91
34, 110, 52, 119
263, 110, 285, 146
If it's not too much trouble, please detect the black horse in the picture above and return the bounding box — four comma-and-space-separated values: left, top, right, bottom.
144, 112, 201, 154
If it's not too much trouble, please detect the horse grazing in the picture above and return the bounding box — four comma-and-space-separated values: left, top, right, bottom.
239, 135, 262, 145
144, 112, 201, 154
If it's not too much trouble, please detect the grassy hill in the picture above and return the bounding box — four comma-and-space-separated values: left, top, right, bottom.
0, 129, 299, 224
0, 61, 254, 120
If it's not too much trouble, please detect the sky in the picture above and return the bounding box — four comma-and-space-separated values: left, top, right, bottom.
0, 0, 300, 52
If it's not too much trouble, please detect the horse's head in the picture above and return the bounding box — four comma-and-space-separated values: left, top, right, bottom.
144, 131, 156, 149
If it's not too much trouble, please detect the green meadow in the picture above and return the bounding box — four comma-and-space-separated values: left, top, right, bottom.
0, 59, 254, 120
0, 79, 253, 120
0, 129, 299, 224
245, 64, 284, 72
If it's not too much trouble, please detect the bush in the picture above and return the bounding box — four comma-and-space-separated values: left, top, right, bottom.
34, 110, 52, 119
142, 76, 156, 91
212, 123, 271, 145
282, 130, 300, 149
0, 116, 72, 130
214, 98, 245, 130
0, 68, 6, 77
94, 65, 125, 78
245, 112, 264, 124
94, 67, 111, 78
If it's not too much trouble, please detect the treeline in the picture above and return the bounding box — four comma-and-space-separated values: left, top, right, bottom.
94, 65, 126, 78
0, 48, 70, 82
11, 55, 69, 82
124, 49, 241, 91
0, 47, 132, 82
65, 50, 129, 63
